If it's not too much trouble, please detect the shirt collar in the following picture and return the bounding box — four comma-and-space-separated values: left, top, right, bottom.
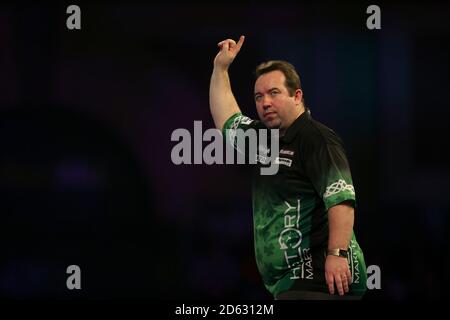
280, 108, 311, 144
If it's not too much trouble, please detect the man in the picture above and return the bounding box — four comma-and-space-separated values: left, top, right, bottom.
209, 36, 367, 300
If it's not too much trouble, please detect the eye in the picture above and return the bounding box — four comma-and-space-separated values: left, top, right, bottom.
255, 94, 262, 101
270, 91, 279, 96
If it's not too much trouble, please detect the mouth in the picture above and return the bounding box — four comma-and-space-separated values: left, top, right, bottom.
264, 112, 276, 119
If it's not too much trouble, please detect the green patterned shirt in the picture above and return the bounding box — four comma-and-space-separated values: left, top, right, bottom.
222, 110, 367, 298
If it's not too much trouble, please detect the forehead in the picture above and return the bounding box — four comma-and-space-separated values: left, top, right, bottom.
254, 70, 286, 92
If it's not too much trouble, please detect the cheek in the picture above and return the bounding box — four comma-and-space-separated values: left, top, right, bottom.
255, 103, 264, 114
273, 98, 291, 114
270, 101, 282, 114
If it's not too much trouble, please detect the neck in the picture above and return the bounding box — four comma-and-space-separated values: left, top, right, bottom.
280, 105, 305, 136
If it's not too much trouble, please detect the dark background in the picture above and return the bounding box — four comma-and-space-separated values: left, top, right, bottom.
1, 1, 449, 300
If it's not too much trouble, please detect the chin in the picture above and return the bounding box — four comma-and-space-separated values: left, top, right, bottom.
263, 120, 281, 129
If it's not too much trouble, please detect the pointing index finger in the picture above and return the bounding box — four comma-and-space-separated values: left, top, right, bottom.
236, 35, 245, 48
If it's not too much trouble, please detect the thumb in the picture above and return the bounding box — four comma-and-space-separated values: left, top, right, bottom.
221, 41, 230, 52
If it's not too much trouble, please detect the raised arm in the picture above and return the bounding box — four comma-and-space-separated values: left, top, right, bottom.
209, 35, 245, 130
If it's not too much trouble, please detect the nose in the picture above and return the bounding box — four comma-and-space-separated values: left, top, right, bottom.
262, 95, 271, 110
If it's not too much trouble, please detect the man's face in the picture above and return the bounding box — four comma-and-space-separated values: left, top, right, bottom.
254, 70, 302, 132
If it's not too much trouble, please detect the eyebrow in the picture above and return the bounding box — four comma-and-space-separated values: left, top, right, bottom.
254, 87, 280, 97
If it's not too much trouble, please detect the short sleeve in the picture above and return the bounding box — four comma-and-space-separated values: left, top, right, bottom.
222, 112, 261, 153
301, 128, 356, 211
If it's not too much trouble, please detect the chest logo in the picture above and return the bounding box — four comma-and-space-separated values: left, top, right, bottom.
275, 157, 292, 167
280, 149, 295, 156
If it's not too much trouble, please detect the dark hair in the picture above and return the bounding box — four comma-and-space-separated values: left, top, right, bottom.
255, 60, 305, 104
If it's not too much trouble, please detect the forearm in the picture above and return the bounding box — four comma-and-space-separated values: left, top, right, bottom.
327, 202, 354, 250
209, 67, 241, 130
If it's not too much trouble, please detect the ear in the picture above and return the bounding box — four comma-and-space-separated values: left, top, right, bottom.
294, 89, 303, 105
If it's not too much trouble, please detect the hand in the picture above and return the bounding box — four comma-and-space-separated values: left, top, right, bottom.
325, 255, 352, 295
213, 35, 245, 70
